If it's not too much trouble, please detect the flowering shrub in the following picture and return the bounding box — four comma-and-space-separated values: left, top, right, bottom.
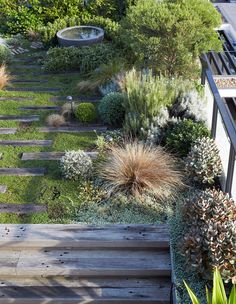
185, 137, 222, 185
181, 189, 236, 283
60, 150, 93, 180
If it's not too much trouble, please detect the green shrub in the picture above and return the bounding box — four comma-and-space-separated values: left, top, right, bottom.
165, 119, 210, 157
43, 43, 116, 73
121, 0, 222, 77
0, 45, 12, 65
182, 189, 236, 283
75, 103, 97, 123
98, 92, 125, 127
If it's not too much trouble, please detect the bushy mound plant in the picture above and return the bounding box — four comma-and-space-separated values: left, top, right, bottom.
43, 44, 116, 73
60, 150, 93, 180
181, 189, 236, 283
98, 142, 183, 199
165, 119, 210, 157
75, 103, 96, 123
171, 90, 207, 122
185, 137, 223, 185
0, 65, 11, 90
98, 92, 125, 127
0, 45, 12, 65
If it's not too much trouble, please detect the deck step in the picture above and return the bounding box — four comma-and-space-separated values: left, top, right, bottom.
0, 115, 39, 122
38, 126, 107, 133
0, 224, 169, 248
7, 88, 60, 93
21, 151, 98, 161
0, 185, 7, 193
0, 168, 45, 176
0, 140, 52, 146
0, 203, 46, 214
19, 106, 60, 111
0, 128, 17, 134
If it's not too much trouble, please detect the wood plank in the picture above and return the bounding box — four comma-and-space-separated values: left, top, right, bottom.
0, 168, 45, 176
0, 115, 39, 122
0, 97, 34, 102
38, 126, 107, 133
0, 128, 17, 134
21, 152, 98, 161
0, 140, 52, 146
0, 203, 46, 214
0, 284, 170, 303
0, 185, 8, 193
19, 106, 60, 111
0, 224, 169, 248
7, 88, 60, 93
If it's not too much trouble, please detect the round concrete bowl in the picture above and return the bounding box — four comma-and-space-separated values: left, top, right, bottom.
57, 26, 104, 47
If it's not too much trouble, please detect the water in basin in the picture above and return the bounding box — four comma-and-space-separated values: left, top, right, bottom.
61, 28, 101, 40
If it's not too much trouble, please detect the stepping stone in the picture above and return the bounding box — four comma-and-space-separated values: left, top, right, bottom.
50, 96, 101, 103
38, 126, 107, 133
0, 185, 7, 194
0, 140, 52, 146
19, 106, 60, 111
12, 80, 48, 84
21, 151, 98, 161
7, 88, 60, 93
0, 203, 46, 214
0, 128, 17, 134
0, 115, 39, 122
0, 168, 45, 176
11, 65, 41, 70
0, 97, 34, 102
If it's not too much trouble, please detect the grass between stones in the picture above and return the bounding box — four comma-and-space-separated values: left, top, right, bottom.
0, 50, 98, 223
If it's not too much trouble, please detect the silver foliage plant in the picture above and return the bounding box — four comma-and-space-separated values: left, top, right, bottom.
172, 90, 207, 122
60, 150, 93, 180
185, 137, 223, 185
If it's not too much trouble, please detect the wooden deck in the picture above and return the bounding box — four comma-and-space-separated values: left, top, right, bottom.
0, 224, 172, 303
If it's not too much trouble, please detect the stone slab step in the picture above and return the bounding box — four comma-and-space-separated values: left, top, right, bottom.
0, 140, 52, 146
0, 203, 46, 214
0, 282, 171, 303
0, 185, 7, 193
38, 126, 107, 133
50, 96, 102, 103
12, 80, 48, 84
10, 65, 41, 70
0, 97, 34, 102
0, 115, 39, 122
0, 224, 170, 249
7, 88, 60, 93
21, 151, 98, 161
0, 168, 45, 176
0, 128, 17, 134
19, 106, 60, 111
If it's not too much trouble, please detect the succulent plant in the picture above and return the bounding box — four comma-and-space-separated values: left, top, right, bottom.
181, 189, 236, 283
185, 137, 223, 185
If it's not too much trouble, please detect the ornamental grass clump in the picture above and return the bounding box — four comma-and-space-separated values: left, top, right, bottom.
60, 150, 93, 181
99, 142, 183, 199
181, 189, 236, 283
0, 65, 11, 90
46, 114, 65, 127
185, 137, 223, 185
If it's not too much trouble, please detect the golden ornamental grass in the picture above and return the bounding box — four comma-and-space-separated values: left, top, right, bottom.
46, 114, 65, 127
99, 142, 183, 199
0, 65, 11, 90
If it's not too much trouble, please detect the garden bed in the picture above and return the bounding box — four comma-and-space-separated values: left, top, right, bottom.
214, 75, 236, 97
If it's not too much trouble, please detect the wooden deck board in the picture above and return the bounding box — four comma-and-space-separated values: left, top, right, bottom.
21, 152, 98, 161
0, 168, 45, 176
0, 140, 52, 146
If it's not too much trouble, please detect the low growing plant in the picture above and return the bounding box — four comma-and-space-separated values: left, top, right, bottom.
98, 92, 125, 127
98, 142, 183, 199
185, 137, 223, 185
75, 103, 96, 123
60, 150, 93, 181
181, 189, 236, 283
165, 119, 210, 157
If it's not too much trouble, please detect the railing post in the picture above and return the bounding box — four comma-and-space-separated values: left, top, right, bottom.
211, 98, 218, 139
225, 144, 235, 195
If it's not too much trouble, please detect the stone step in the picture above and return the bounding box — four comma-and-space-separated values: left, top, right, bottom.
0, 97, 34, 102
19, 106, 60, 111
10, 65, 41, 70
0, 140, 52, 146
0, 185, 7, 194
38, 126, 107, 133
12, 80, 48, 84
7, 88, 60, 93
0, 128, 17, 134
0, 203, 46, 214
0, 115, 39, 122
0, 168, 45, 176
50, 96, 102, 103
21, 151, 98, 161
